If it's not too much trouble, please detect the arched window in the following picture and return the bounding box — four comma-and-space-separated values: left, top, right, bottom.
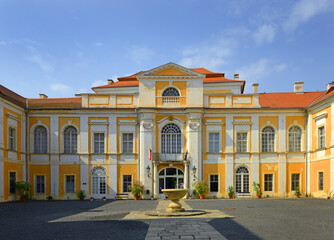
64, 126, 77, 153
34, 126, 47, 153
288, 126, 302, 152
262, 126, 275, 152
235, 166, 250, 194
91, 167, 107, 196
161, 123, 181, 153
162, 87, 180, 96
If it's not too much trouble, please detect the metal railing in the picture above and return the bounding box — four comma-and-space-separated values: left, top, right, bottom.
152, 153, 187, 162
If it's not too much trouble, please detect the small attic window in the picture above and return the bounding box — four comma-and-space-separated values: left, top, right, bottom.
162, 87, 180, 97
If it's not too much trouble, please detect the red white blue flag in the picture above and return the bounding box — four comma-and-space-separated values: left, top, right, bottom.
149, 149, 152, 161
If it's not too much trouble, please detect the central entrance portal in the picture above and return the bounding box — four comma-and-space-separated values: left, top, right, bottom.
158, 167, 184, 198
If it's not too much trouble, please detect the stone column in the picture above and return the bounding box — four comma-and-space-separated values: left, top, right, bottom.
153, 160, 159, 198
184, 160, 189, 198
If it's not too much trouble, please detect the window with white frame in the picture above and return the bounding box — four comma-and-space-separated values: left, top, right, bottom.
123, 175, 132, 193
210, 175, 219, 192
264, 174, 273, 191
161, 124, 182, 154
122, 133, 133, 153
36, 175, 45, 194
236, 133, 247, 153
94, 133, 105, 153
34, 126, 47, 153
291, 173, 300, 191
318, 126, 325, 149
209, 133, 219, 153
288, 126, 302, 152
9, 172, 16, 194
66, 175, 75, 193
64, 126, 77, 153
8, 127, 16, 151
318, 172, 324, 191
262, 126, 275, 152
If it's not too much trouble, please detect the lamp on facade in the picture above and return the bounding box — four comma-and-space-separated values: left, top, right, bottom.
146, 165, 151, 178
192, 166, 197, 180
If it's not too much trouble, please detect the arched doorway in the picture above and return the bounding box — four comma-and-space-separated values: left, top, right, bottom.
235, 166, 250, 196
91, 167, 107, 198
158, 167, 184, 198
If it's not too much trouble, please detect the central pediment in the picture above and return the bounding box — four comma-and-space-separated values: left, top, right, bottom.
136, 62, 205, 79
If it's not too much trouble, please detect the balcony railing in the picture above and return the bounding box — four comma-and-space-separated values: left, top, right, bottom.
152, 153, 187, 162
162, 96, 180, 104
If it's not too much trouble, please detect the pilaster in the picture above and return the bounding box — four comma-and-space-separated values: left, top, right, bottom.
109, 163, 117, 198
225, 154, 234, 197
251, 154, 259, 197
278, 153, 287, 197
80, 116, 89, 154
278, 115, 286, 152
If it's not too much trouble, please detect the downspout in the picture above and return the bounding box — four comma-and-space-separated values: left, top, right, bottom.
305, 110, 309, 196
25, 102, 29, 182
201, 111, 204, 181
136, 108, 140, 180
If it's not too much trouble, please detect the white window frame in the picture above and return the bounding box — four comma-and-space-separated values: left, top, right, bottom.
30, 122, 49, 154
158, 119, 184, 154
60, 123, 79, 154
122, 133, 134, 153
8, 126, 16, 151
122, 175, 132, 193
291, 173, 301, 191
209, 174, 219, 193
318, 126, 325, 149
260, 125, 276, 153
93, 132, 105, 154
263, 173, 274, 192
236, 132, 248, 153
35, 175, 46, 194
65, 175, 76, 194
208, 132, 220, 153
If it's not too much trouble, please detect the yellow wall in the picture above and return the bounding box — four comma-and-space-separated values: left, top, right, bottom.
152, 67, 189, 76
259, 163, 278, 195
3, 107, 22, 160
286, 162, 305, 194
59, 165, 81, 199
29, 165, 51, 197
310, 159, 330, 194
117, 164, 138, 193
203, 163, 225, 195
3, 162, 23, 201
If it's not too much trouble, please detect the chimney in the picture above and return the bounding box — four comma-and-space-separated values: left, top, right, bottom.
252, 83, 259, 94
234, 74, 239, 80
327, 81, 334, 90
294, 82, 304, 94
39, 94, 48, 99
107, 79, 114, 85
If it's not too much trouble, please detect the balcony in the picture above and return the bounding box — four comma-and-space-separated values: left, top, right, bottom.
152, 153, 188, 163
162, 96, 180, 104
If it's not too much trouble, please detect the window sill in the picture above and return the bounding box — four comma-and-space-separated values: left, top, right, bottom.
315, 148, 326, 152
206, 152, 223, 154
120, 153, 137, 155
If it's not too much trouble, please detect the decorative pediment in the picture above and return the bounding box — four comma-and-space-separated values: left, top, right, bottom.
136, 62, 205, 80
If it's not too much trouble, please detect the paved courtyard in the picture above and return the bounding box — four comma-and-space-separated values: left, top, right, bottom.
0, 198, 333, 239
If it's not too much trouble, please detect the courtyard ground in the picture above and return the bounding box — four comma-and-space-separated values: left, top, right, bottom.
0, 198, 333, 239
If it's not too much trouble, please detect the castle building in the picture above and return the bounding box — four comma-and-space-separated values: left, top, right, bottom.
0, 62, 333, 201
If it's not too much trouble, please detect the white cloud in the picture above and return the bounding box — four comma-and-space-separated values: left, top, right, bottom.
274, 63, 288, 72
284, 0, 334, 31
129, 46, 154, 64
91, 80, 106, 87
50, 83, 72, 93
95, 42, 103, 47
179, 38, 236, 71
0, 41, 7, 45
26, 54, 54, 73
253, 24, 275, 45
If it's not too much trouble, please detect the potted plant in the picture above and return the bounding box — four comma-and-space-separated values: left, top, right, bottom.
77, 190, 86, 200
102, 196, 106, 201
15, 181, 31, 202
46, 195, 53, 201
228, 186, 234, 199
294, 187, 301, 198
325, 190, 333, 200
252, 182, 262, 199
128, 180, 144, 200
194, 181, 209, 199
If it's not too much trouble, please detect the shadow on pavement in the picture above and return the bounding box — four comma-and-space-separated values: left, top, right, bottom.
209, 218, 263, 240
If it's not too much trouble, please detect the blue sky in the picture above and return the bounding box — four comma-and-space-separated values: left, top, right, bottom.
1, 0, 334, 98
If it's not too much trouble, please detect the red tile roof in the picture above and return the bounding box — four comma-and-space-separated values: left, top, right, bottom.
259, 91, 325, 108
27, 97, 82, 109
0, 85, 26, 107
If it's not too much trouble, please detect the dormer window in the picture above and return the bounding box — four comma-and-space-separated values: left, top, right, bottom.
162, 87, 180, 104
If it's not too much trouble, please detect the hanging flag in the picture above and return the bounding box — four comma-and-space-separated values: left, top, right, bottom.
149, 149, 152, 161
184, 151, 188, 161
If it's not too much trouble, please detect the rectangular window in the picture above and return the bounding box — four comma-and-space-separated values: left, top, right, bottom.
291, 173, 300, 191
318, 172, 324, 191
9, 172, 16, 194
94, 133, 105, 153
210, 175, 219, 192
9, 128, 16, 151
123, 175, 132, 193
36, 175, 45, 194
237, 133, 247, 153
318, 127, 325, 149
264, 174, 273, 191
209, 133, 219, 153
66, 175, 75, 193
122, 133, 133, 153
